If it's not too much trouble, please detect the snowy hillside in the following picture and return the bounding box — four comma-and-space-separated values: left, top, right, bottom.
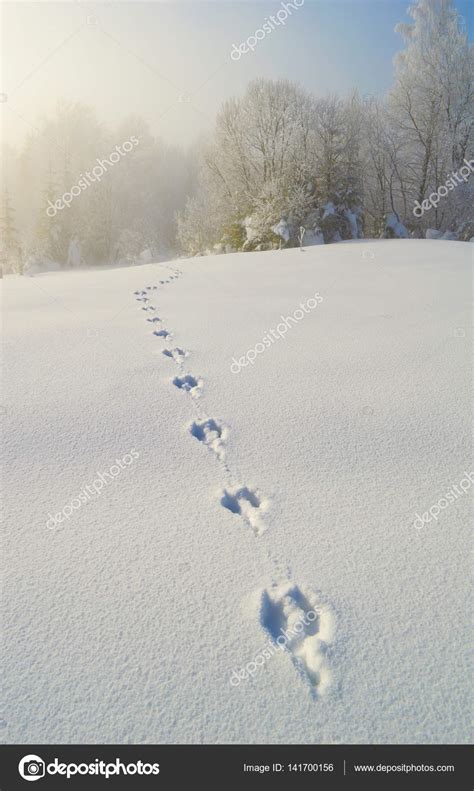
2, 240, 472, 744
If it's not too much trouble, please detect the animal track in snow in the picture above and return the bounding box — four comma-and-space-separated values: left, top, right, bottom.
153, 329, 172, 339
142, 306, 156, 312
190, 418, 227, 460
173, 374, 203, 397
162, 347, 189, 363
220, 486, 269, 535
147, 316, 161, 324
260, 582, 335, 695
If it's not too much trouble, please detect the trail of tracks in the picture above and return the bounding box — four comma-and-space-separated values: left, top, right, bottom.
132, 264, 335, 696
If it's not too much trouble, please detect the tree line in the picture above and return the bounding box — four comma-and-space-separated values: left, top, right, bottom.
1, 0, 472, 272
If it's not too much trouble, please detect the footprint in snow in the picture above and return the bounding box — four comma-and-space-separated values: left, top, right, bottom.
220, 486, 269, 535
173, 374, 202, 397
260, 582, 335, 696
153, 329, 172, 339
162, 347, 188, 363
147, 317, 161, 323
190, 418, 227, 460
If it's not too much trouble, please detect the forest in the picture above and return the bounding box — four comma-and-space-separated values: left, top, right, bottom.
1, 0, 472, 272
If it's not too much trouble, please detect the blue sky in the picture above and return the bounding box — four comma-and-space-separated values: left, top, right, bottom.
3, 0, 473, 148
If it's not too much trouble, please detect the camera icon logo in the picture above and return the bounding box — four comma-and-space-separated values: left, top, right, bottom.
18, 755, 45, 781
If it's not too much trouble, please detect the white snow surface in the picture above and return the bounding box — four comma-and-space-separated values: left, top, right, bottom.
2, 240, 472, 744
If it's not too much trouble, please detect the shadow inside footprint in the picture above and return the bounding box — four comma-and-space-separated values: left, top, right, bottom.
190, 418, 222, 442
173, 374, 199, 392
221, 486, 267, 535
289, 589, 321, 636
221, 487, 260, 515
260, 591, 288, 639
153, 329, 171, 338
163, 347, 187, 362
190, 418, 226, 458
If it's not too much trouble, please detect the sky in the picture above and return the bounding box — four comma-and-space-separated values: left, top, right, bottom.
2, 0, 473, 150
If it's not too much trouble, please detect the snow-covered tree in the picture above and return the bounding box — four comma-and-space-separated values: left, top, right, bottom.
5, 102, 197, 266
388, 0, 473, 232
3, 2, 472, 262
